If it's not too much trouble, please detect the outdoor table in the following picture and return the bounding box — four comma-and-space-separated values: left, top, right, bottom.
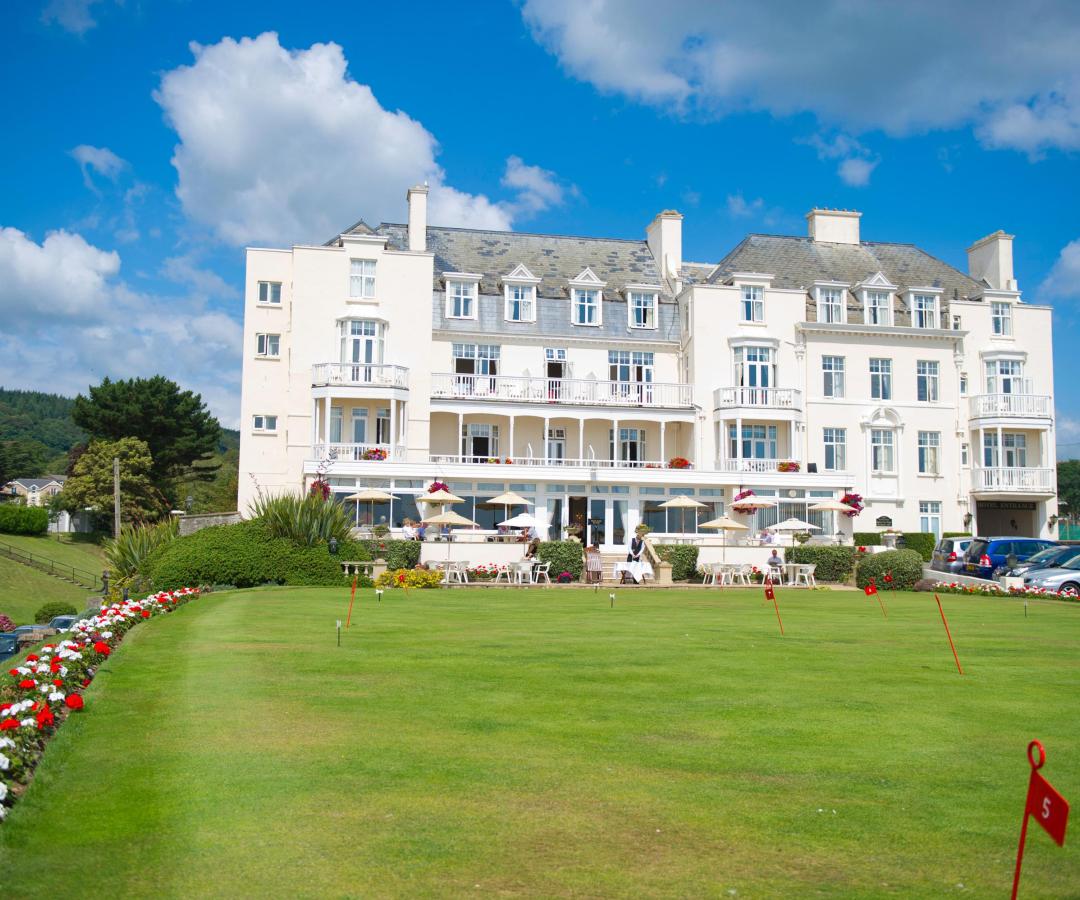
512, 560, 535, 584
781, 563, 812, 585
613, 560, 654, 584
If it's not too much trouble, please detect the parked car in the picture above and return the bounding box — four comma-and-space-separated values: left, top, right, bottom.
963, 537, 1059, 580
48, 615, 78, 631
1023, 558, 1080, 593
931, 537, 974, 574
1004, 545, 1080, 577
0, 633, 18, 662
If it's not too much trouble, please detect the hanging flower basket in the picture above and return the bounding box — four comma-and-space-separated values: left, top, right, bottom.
667, 457, 692, 469
361, 448, 388, 461
428, 480, 449, 493
777, 461, 800, 473
840, 492, 864, 517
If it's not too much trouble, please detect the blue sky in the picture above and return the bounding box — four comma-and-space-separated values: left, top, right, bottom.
2, 0, 1079, 447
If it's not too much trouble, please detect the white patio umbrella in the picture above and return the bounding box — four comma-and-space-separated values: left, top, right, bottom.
423, 509, 480, 568
767, 517, 822, 533
699, 515, 749, 560
483, 490, 532, 525
808, 499, 858, 515
659, 495, 707, 534
730, 497, 778, 511
343, 488, 396, 527
418, 489, 465, 506
499, 512, 540, 529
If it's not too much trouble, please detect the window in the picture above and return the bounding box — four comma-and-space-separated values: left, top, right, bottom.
505, 283, 535, 322
992, 301, 1012, 336
252, 414, 278, 432
741, 285, 764, 322
547, 427, 566, 462
822, 356, 845, 398
257, 281, 281, 304
918, 431, 941, 474
573, 288, 600, 325
628, 291, 658, 329
608, 350, 654, 382
985, 359, 1025, 394
446, 280, 476, 318
349, 260, 376, 299
865, 291, 892, 325
870, 358, 892, 400
916, 360, 939, 402
912, 294, 939, 329
728, 424, 778, 460
610, 427, 646, 464
452, 343, 499, 375
545, 348, 566, 362
734, 346, 775, 390
461, 423, 499, 460
351, 408, 368, 443
823, 428, 846, 471
256, 333, 280, 357
919, 501, 942, 539
961, 442, 970, 467
817, 287, 845, 324
984, 432, 1027, 468
960, 372, 968, 396
871, 429, 895, 473
329, 406, 342, 443
339, 320, 384, 370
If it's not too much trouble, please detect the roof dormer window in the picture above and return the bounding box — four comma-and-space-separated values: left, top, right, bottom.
626, 287, 659, 329
502, 264, 540, 323
864, 291, 892, 326
568, 267, 606, 327
443, 272, 481, 320
814, 284, 847, 324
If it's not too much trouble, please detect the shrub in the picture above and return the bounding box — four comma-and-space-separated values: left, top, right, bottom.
34, 601, 78, 624
899, 532, 936, 562
142, 520, 371, 590
654, 544, 700, 581
856, 549, 924, 591
0, 614, 14, 632
249, 492, 352, 547
788, 545, 857, 583
0, 504, 49, 535
853, 532, 883, 546
105, 517, 179, 577
361, 539, 421, 571
536, 540, 584, 581
375, 568, 443, 589
943, 532, 972, 539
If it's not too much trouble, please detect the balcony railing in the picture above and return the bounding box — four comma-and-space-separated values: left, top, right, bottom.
430, 374, 693, 408
312, 363, 410, 389
312, 442, 405, 462
714, 387, 803, 410
969, 393, 1051, 419
429, 454, 675, 469
971, 466, 1054, 493
717, 459, 804, 474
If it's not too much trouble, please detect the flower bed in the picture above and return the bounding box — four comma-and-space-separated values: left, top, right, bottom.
0, 587, 200, 822
930, 581, 1080, 602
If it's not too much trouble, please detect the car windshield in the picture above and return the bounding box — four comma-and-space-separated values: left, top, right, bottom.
1027, 547, 1066, 564
968, 540, 989, 559
1061, 556, 1080, 571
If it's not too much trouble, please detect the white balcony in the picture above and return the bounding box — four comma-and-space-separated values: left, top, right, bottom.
312, 442, 406, 462
717, 459, 804, 474
969, 393, 1051, 420
430, 374, 693, 409
312, 363, 409, 389
714, 387, 803, 411
971, 466, 1055, 494
429, 454, 677, 470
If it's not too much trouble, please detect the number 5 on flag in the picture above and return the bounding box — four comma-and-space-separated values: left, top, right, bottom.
1011, 740, 1069, 899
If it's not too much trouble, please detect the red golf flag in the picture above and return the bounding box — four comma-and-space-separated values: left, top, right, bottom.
1012, 740, 1070, 899
864, 580, 877, 596
764, 578, 775, 602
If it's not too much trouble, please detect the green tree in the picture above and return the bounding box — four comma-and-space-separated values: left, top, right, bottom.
60, 438, 165, 527
1057, 459, 1080, 520
72, 376, 221, 498
0, 438, 51, 486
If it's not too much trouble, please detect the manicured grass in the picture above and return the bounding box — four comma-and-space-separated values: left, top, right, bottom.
0, 555, 93, 624
0, 532, 105, 574
2, 587, 1079, 897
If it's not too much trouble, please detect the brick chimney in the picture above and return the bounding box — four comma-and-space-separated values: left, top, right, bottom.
966, 230, 1016, 291
807, 208, 861, 245
407, 184, 429, 252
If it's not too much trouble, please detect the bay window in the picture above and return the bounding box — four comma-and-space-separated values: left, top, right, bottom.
729, 424, 778, 460
985, 359, 1025, 394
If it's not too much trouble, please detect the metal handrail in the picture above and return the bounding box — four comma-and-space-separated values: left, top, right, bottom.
0, 540, 101, 590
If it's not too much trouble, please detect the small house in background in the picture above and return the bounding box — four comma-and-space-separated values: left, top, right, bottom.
3, 476, 66, 507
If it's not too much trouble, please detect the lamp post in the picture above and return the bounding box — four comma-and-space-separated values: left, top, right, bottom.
328, 537, 339, 556
185, 495, 194, 514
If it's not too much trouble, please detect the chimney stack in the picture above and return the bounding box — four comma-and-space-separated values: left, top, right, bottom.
806, 208, 861, 245
407, 183, 429, 252
966, 230, 1016, 291
646, 210, 683, 287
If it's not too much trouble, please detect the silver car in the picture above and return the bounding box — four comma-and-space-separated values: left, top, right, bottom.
1023, 558, 1080, 593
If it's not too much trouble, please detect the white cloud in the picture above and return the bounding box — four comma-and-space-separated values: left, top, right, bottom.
1039, 239, 1080, 300
804, 132, 880, 186
0, 226, 241, 426
155, 33, 565, 246
161, 254, 240, 301
70, 145, 127, 192
521, 0, 1080, 154
41, 0, 102, 34
726, 193, 763, 218
837, 157, 878, 188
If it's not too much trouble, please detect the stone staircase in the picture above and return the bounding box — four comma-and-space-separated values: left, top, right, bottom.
600, 551, 626, 583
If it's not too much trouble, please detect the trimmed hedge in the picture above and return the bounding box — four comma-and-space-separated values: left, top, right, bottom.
361, 539, 421, 571
787, 545, 857, 583
142, 521, 372, 590
654, 544, 700, 581
900, 532, 936, 562
536, 540, 584, 581
0, 504, 49, 536
34, 601, 78, 624
853, 532, 883, 546
943, 532, 972, 539
856, 549, 924, 591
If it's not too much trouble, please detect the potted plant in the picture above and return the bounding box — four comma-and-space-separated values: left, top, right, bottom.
667, 456, 692, 469
777, 461, 801, 473
881, 528, 901, 549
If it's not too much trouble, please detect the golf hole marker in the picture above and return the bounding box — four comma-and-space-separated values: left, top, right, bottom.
1011, 739, 1069, 899
346, 575, 358, 629
764, 577, 783, 636
864, 578, 887, 618
934, 594, 963, 675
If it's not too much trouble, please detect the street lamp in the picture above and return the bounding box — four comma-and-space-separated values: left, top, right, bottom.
185, 495, 194, 514
328, 537, 339, 555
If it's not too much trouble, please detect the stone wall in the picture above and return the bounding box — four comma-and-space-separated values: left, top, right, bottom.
178, 512, 241, 537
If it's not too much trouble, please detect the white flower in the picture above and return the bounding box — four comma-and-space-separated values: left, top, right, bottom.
48, 692, 64, 704
0, 782, 7, 801
0, 753, 9, 770
0, 738, 15, 750
19, 719, 34, 728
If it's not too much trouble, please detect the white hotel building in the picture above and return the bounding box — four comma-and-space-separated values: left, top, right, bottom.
238, 188, 1057, 547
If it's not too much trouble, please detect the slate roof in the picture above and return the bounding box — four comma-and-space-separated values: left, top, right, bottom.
7, 477, 64, 489
369, 223, 667, 301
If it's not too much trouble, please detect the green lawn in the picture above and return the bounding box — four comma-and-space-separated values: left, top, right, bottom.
2, 587, 1079, 897
0, 531, 105, 574
0, 555, 93, 624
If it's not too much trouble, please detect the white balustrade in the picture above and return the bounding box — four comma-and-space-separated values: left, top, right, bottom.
312, 443, 404, 462
312, 363, 410, 388
430, 373, 693, 408
428, 454, 676, 470
971, 467, 1054, 492
968, 393, 1051, 418
713, 387, 803, 409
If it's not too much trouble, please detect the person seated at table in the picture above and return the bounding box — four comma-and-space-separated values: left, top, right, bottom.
766, 548, 784, 568
759, 529, 776, 546
585, 542, 602, 583
524, 536, 540, 560
401, 519, 418, 541
517, 528, 530, 543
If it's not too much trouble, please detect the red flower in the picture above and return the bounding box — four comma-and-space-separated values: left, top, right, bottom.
26, 654, 39, 662
64, 694, 84, 711
0, 702, 9, 712
82, 677, 92, 687
18, 678, 35, 690
8, 669, 19, 677
884, 572, 893, 583
53, 678, 63, 687
36, 706, 55, 730
50, 661, 60, 673
141, 610, 151, 618
93, 641, 111, 656
0, 717, 19, 730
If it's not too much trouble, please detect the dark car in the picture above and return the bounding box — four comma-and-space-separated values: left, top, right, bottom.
48, 615, 78, 631
1004, 545, 1080, 577
963, 537, 1059, 579
0, 633, 18, 662
931, 537, 974, 574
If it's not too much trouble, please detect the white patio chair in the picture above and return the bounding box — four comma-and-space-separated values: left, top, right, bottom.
766, 564, 784, 584
701, 564, 715, 586
532, 562, 552, 585
732, 564, 753, 586
493, 565, 512, 584
795, 564, 817, 588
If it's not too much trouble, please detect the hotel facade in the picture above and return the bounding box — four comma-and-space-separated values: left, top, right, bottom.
238, 188, 1057, 547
